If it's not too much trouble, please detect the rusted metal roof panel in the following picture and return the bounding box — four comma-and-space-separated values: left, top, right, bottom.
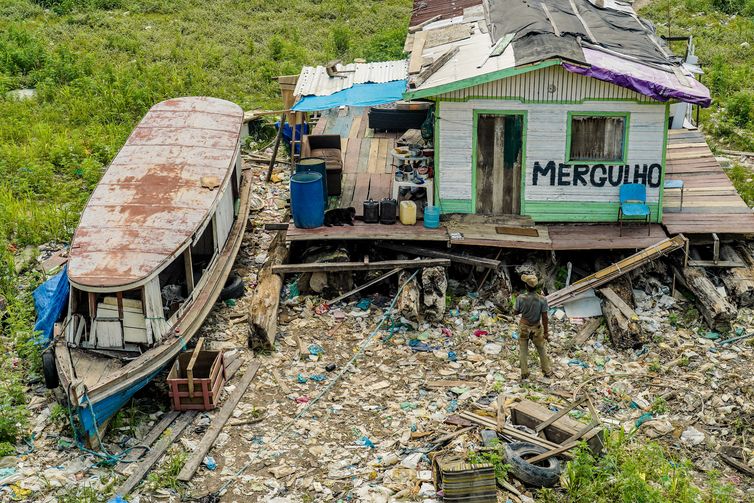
410, 0, 482, 26
294, 60, 408, 97
68, 97, 244, 289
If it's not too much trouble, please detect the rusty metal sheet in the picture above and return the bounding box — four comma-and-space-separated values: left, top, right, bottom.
68, 97, 244, 289
410, 0, 481, 26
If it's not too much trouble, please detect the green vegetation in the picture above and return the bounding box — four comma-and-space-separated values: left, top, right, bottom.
641, 0, 754, 151
146, 449, 188, 494
724, 164, 754, 206
467, 440, 511, 484
540, 431, 736, 502
0, 0, 410, 447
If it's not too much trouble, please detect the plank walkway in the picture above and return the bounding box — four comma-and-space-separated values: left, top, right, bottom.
317, 107, 400, 216
662, 129, 754, 235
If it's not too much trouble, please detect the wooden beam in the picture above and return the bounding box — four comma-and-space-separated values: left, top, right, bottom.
186, 337, 205, 398
411, 46, 459, 88
408, 31, 428, 74
378, 243, 501, 269
266, 112, 286, 182
567, 318, 601, 349
184, 248, 195, 294
272, 258, 451, 274
526, 441, 580, 464
116, 411, 197, 497
408, 14, 441, 33
177, 361, 261, 482
115, 410, 180, 473
598, 288, 637, 320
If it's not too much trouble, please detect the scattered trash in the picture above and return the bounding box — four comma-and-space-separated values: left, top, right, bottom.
308, 344, 324, 356
203, 456, 217, 471
356, 436, 375, 448
681, 426, 706, 446
567, 358, 589, 369
325, 363, 336, 372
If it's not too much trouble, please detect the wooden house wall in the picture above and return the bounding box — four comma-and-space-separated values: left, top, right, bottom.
434, 66, 668, 222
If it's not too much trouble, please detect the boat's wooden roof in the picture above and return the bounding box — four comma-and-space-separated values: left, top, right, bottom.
68, 97, 244, 289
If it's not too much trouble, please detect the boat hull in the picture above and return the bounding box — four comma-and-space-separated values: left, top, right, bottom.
56, 168, 253, 444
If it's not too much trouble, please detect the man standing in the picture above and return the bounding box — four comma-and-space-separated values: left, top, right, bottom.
514, 274, 552, 379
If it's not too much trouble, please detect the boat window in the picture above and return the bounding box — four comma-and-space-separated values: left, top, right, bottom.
158, 253, 188, 320
191, 216, 216, 287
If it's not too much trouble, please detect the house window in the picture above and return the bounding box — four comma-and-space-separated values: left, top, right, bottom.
567, 114, 628, 163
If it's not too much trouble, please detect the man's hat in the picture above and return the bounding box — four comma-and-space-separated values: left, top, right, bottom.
521, 274, 538, 288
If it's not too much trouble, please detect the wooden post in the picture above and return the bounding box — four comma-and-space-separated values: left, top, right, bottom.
184, 248, 195, 294
186, 337, 204, 398
266, 112, 287, 182
248, 232, 289, 348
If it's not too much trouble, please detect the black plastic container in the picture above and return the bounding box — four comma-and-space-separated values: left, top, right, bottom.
363, 199, 380, 224
380, 198, 398, 225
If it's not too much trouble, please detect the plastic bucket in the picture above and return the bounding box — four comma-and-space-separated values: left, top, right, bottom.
423, 205, 440, 229
296, 157, 328, 202
290, 172, 325, 229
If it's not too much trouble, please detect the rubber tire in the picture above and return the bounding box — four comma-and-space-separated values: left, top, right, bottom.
504, 441, 562, 488
42, 349, 59, 389
219, 273, 245, 301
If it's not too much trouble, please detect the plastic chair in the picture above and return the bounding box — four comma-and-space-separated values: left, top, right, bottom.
619, 184, 651, 237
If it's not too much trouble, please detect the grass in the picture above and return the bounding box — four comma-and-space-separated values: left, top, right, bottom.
538, 430, 736, 503
0, 0, 411, 447
146, 449, 188, 494
467, 439, 511, 484
640, 0, 754, 151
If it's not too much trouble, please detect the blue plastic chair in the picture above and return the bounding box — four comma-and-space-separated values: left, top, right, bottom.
619, 184, 651, 236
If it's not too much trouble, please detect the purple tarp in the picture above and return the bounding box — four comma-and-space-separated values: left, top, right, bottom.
562, 47, 711, 107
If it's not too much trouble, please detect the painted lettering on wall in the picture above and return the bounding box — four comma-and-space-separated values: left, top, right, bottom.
531, 162, 662, 188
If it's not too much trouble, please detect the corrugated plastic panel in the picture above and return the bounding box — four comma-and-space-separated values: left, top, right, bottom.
294, 60, 409, 97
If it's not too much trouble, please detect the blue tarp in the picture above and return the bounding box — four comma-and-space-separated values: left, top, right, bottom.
33, 265, 69, 346
277, 122, 309, 154
291, 80, 408, 112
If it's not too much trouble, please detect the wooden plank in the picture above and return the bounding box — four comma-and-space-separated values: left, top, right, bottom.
598, 288, 637, 320
378, 243, 501, 268
225, 354, 244, 380
272, 258, 451, 274
343, 133, 362, 174
186, 337, 205, 398
412, 46, 459, 88
116, 410, 180, 472
367, 139, 381, 174
340, 173, 357, 208
408, 31, 428, 74
496, 226, 539, 237
368, 174, 391, 201
116, 411, 197, 496
348, 114, 362, 139
376, 139, 389, 175
177, 361, 261, 482
409, 14, 441, 33
526, 441, 580, 464
356, 138, 371, 173
567, 318, 601, 349
352, 174, 371, 214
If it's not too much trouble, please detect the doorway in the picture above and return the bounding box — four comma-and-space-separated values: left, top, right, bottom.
475, 112, 525, 215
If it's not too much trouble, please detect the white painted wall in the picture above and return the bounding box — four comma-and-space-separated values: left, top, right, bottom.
436, 98, 667, 220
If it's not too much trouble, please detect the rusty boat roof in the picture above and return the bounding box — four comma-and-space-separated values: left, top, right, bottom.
68, 97, 244, 290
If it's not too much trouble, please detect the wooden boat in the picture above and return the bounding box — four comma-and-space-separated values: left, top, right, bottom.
49, 97, 251, 445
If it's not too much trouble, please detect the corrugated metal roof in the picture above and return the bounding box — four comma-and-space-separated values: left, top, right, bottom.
294, 60, 409, 97
68, 97, 244, 289
410, 0, 482, 26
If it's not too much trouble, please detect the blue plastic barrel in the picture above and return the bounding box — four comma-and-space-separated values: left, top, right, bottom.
296, 157, 328, 203
424, 205, 440, 229
291, 172, 325, 229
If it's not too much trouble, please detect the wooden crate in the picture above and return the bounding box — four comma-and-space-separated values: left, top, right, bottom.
167, 342, 225, 411
510, 399, 604, 455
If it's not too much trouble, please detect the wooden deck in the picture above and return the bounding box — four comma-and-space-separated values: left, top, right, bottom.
286, 220, 448, 242
312, 107, 400, 215
662, 129, 754, 235
448, 222, 667, 250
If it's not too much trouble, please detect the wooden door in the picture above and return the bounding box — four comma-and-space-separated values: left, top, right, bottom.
476, 114, 524, 215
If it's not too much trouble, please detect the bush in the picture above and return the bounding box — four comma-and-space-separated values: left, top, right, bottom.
727, 91, 754, 128
332, 25, 351, 57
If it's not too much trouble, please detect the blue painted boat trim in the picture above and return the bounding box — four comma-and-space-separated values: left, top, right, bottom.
77, 367, 164, 438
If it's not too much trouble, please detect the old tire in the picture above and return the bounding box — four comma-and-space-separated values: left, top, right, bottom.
42, 349, 59, 389
220, 273, 245, 301
504, 441, 561, 488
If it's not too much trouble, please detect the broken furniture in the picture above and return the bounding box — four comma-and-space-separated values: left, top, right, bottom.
167, 338, 226, 411
618, 183, 651, 237
509, 398, 604, 458
663, 179, 685, 211
301, 134, 343, 196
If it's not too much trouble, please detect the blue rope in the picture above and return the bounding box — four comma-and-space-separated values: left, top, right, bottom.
215, 269, 420, 496
64, 384, 149, 467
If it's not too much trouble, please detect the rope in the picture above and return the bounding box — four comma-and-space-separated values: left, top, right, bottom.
63, 383, 149, 467
214, 269, 420, 497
